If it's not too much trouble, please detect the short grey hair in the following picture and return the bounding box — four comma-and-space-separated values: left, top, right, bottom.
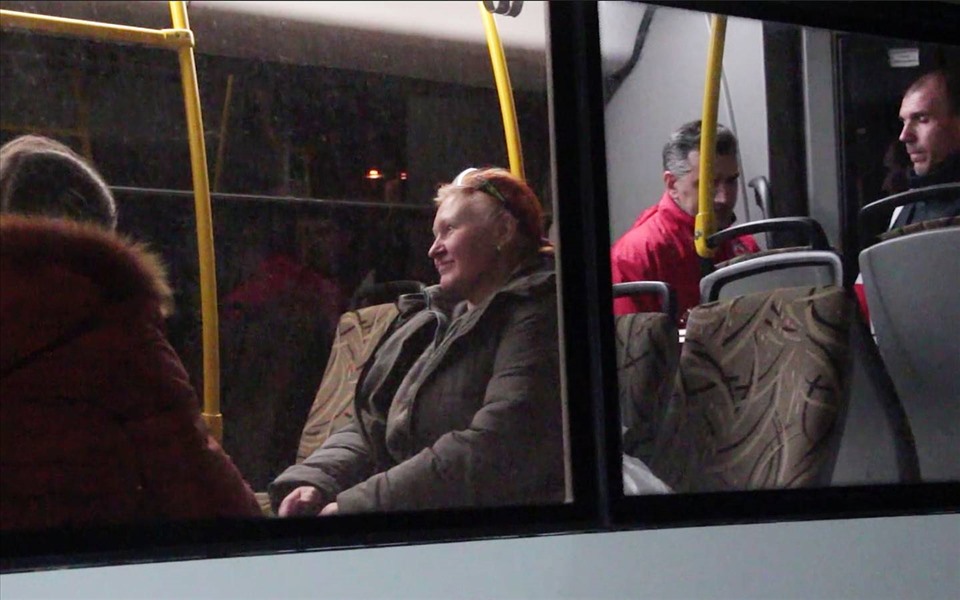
662, 120, 738, 178
0, 134, 117, 229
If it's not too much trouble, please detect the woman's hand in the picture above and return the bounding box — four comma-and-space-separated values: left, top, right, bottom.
319, 502, 339, 516
277, 486, 325, 517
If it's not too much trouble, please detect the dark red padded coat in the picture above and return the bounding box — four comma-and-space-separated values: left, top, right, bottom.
0, 215, 261, 531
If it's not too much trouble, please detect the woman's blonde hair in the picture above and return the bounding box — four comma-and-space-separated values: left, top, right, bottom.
436, 167, 553, 255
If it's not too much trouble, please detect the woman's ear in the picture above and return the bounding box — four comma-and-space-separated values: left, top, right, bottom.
494, 209, 518, 248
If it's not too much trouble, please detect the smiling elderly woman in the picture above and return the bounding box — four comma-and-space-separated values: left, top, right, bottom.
269, 167, 564, 515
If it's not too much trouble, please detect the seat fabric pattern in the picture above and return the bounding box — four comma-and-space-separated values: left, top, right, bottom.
615, 312, 680, 463
651, 286, 852, 492
295, 303, 399, 463
878, 216, 959, 242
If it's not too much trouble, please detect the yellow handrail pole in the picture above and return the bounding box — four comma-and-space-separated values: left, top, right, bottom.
212, 73, 235, 193
0, 9, 193, 50
694, 14, 727, 259
169, 1, 223, 444
478, 2, 525, 180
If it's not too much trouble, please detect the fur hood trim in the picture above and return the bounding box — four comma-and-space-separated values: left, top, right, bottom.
0, 215, 175, 317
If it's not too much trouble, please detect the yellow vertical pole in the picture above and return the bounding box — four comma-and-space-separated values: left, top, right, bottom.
169, 0, 222, 443
478, 2, 525, 180
694, 14, 727, 259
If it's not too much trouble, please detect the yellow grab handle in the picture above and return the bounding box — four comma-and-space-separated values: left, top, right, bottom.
0, 9, 193, 49
695, 14, 727, 259
479, 2, 525, 180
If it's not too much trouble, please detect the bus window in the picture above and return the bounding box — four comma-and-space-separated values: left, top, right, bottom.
0, 0, 572, 537
599, 1, 960, 497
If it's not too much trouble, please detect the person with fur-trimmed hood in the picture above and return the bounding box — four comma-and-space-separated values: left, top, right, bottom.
0, 135, 261, 531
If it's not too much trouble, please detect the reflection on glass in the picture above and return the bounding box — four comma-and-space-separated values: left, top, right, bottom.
0, 0, 569, 537
599, 1, 959, 495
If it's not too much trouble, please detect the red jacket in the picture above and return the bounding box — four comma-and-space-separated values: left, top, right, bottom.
222, 253, 344, 326
0, 216, 261, 531
610, 192, 760, 323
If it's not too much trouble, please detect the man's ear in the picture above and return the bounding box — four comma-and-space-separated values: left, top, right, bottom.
663, 171, 678, 198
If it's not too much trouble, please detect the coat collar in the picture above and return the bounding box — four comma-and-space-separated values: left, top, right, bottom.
397, 253, 555, 321
657, 191, 696, 229
451, 254, 555, 319
630, 191, 695, 234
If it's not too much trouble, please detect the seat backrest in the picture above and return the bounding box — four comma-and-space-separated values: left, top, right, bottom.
831, 314, 921, 486
295, 302, 399, 463
859, 223, 960, 481
650, 285, 853, 493
612, 280, 676, 324
611, 282, 680, 463
702, 249, 843, 304
349, 280, 424, 311
615, 312, 680, 462
858, 182, 960, 245
700, 216, 841, 304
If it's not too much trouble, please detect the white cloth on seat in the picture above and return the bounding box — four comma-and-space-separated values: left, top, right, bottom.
622, 453, 672, 495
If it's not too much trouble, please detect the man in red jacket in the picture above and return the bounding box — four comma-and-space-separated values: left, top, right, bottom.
610, 120, 759, 325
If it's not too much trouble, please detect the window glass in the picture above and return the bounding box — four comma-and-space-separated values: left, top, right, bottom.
600, 1, 959, 497
0, 0, 572, 544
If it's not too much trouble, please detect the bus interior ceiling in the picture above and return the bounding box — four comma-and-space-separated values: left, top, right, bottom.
0, 0, 553, 489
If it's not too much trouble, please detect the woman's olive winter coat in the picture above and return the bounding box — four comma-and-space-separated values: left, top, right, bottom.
269, 257, 564, 512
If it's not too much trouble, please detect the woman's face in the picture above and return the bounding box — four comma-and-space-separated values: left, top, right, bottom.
428, 194, 502, 306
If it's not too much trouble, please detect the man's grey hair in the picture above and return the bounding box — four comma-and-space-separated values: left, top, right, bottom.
662, 120, 738, 178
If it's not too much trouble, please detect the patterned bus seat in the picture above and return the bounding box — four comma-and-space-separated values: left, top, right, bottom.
651, 286, 853, 492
